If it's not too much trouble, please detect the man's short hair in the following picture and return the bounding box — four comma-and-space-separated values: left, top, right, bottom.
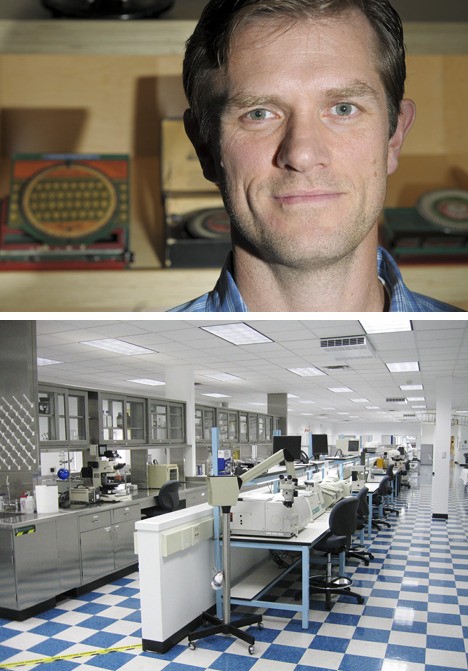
183, 0, 406, 141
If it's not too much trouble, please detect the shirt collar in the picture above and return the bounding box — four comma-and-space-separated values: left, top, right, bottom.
208, 248, 419, 312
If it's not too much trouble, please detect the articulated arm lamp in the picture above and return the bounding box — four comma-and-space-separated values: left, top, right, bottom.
188, 447, 300, 653
206, 448, 298, 509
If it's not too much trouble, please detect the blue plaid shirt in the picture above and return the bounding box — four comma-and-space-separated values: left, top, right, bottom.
169, 247, 463, 312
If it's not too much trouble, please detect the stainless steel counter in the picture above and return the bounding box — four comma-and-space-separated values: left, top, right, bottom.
0, 481, 207, 619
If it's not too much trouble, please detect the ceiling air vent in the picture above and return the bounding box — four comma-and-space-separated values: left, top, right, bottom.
385, 397, 408, 404
320, 335, 375, 359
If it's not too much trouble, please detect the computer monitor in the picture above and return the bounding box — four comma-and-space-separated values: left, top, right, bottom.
272, 435, 302, 462
311, 434, 328, 459
335, 438, 360, 456
347, 440, 360, 453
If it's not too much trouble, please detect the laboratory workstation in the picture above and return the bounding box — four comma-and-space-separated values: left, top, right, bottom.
0, 318, 468, 671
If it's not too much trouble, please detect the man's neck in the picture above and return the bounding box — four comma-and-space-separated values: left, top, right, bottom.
233, 241, 385, 312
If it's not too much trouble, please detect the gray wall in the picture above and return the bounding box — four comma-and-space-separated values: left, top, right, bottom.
0, 321, 38, 501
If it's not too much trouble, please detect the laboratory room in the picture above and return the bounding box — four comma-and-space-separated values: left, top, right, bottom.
0, 318, 467, 671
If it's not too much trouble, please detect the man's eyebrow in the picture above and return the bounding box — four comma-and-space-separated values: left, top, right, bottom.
223, 81, 380, 113
224, 93, 284, 111
324, 81, 379, 101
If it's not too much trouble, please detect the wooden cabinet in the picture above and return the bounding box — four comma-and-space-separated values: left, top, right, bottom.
38, 385, 88, 446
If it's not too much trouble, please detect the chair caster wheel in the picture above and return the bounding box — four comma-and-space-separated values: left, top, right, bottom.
258, 622, 264, 630
357, 596, 365, 604
369, 553, 375, 560
248, 645, 255, 655
188, 642, 196, 650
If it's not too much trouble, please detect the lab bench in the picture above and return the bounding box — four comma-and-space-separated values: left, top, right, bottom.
0, 483, 206, 620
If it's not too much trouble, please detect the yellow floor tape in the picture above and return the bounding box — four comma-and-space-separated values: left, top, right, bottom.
0, 643, 142, 668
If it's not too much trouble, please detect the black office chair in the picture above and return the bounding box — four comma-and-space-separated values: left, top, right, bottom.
400, 459, 411, 489
346, 487, 375, 566
309, 496, 365, 610
383, 465, 400, 515
156, 480, 180, 512
371, 476, 392, 529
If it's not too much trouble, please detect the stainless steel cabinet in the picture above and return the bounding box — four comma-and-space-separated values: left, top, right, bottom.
38, 385, 88, 446
149, 399, 185, 444
195, 405, 216, 442
79, 505, 140, 583
89, 392, 146, 444
0, 520, 59, 610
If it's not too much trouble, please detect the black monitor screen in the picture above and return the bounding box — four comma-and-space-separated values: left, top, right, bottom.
272, 435, 302, 462
348, 440, 360, 452
311, 434, 328, 458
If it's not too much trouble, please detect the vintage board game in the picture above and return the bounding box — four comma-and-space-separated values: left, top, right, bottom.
161, 118, 231, 268
0, 154, 132, 270
382, 189, 468, 263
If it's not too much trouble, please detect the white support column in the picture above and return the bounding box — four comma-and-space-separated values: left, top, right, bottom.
165, 365, 196, 477
431, 377, 452, 519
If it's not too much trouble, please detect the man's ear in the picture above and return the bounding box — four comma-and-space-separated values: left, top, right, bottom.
387, 99, 416, 176
183, 108, 218, 184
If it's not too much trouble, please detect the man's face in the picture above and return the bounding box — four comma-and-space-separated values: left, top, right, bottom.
203, 11, 411, 270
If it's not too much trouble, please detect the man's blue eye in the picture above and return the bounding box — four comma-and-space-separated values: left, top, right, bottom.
248, 109, 267, 120
334, 103, 354, 116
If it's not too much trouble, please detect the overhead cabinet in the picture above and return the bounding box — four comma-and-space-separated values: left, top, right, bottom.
38, 385, 88, 446
195, 405, 216, 442
195, 404, 277, 445
149, 399, 185, 444
89, 392, 146, 445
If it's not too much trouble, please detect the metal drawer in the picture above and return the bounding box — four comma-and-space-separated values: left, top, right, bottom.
113, 504, 141, 524
79, 510, 112, 532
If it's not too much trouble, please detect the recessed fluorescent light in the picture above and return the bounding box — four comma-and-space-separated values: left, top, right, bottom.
351, 398, 369, 403
202, 393, 231, 398
249, 402, 267, 406
412, 405, 426, 409
386, 361, 420, 373
328, 387, 353, 393
288, 394, 300, 399
127, 378, 165, 387
200, 323, 272, 345
203, 372, 244, 382
298, 400, 317, 405
366, 406, 380, 410
400, 384, 423, 391
288, 366, 326, 377
337, 412, 350, 415
37, 357, 63, 366
407, 396, 425, 402
301, 413, 314, 416
322, 407, 336, 411
81, 338, 155, 356
359, 318, 412, 334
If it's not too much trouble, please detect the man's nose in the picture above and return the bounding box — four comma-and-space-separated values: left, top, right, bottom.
276, 115, 331, 172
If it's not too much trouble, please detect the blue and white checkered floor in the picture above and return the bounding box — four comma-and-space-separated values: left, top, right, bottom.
1, 465, 467, 671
